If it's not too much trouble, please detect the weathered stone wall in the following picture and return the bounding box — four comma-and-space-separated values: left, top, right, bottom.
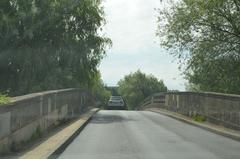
140, 92, 240, 130
165, 92, 240, 130
138, 93, 166, 109
0, 88, 95, 154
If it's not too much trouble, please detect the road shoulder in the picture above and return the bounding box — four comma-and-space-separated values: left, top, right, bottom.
17, 108, 99, 159
146, 108, 240, 142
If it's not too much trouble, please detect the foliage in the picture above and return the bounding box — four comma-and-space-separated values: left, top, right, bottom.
118, 70, 168, 110
0, 94, 10, 105
157, 0, 240, 94
0, 0, 111, 96
185, 83, 201, 92
90, 71, 111, 108
31, 125, 42, 141
168, 89, 180, 92
106, 86, 119, 96
193, 114, 206, 123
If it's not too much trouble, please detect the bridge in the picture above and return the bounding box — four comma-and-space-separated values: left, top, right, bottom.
1, 89, 240, 159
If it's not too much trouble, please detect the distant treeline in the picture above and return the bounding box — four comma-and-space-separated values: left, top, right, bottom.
117, 70, 168, 110
106, 86, 119, 96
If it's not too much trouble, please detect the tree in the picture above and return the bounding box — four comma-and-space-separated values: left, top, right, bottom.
0, 0, 111, 96
89, 71, 111, 108
106, 86, 119, 96
157, 0, 240, 93
184, 83, 200, 92
118, 70, 167, 110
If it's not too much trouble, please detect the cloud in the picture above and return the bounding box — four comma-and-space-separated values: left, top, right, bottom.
102, 0, 159, 53
99, 0, 186, 90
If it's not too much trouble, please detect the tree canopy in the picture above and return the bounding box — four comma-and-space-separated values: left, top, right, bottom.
118, 70, 167, 110
0, 0, 111, 96
157, 0, 240, 93
90, 71, 111, 108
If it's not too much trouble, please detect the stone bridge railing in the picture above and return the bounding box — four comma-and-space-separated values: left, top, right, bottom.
139, 92, 240, 131
0, 88, 95, 154
138, 93, 165, 108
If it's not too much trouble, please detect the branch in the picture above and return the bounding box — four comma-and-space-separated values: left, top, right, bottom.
233, 0, 240, 11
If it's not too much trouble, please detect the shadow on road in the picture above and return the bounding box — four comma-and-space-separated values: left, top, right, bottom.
90, 113, 136, 124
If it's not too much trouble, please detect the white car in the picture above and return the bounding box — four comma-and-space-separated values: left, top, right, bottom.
107, 96, 126, 110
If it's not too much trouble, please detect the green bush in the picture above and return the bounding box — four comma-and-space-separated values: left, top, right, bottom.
0, 94, 10, 105
118, 70, 168, 110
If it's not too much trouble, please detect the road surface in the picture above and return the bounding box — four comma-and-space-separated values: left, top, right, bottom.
59, 110, 240, 159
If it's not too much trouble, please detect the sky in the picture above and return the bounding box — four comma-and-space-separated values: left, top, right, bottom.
99, 0, 186, 91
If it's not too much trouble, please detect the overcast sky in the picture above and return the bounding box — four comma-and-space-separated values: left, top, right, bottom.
99, 0, 186, 91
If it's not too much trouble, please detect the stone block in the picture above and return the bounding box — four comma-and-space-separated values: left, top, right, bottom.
0, 112, 11, 139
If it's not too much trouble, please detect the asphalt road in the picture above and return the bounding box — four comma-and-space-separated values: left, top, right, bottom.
58, 110, 240, 159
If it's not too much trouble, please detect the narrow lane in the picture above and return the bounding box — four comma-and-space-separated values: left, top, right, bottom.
59, 110, 240, 159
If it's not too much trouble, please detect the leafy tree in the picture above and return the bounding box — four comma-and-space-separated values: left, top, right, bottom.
106, 86, 120, 96
157, 0, 240, 93
89, 71, 111, 108
118, 70, 167, 110
0, 0, 111, 96
184, 83, 200, 92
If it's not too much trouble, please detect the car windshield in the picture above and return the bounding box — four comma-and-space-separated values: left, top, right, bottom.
110, 96, 122, 100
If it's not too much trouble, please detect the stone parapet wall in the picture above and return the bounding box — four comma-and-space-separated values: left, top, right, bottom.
165, 92, 240, 130
140, 92, 240, 130
0, 88, 95, 154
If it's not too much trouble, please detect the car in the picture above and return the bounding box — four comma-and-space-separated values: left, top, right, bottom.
107, 96, 126, 110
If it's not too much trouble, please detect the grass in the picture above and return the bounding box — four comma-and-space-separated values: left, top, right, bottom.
30, 126, 43, 141
193, 114, 206, 122
0, 94, 10, 105
11, 126, 43, 152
